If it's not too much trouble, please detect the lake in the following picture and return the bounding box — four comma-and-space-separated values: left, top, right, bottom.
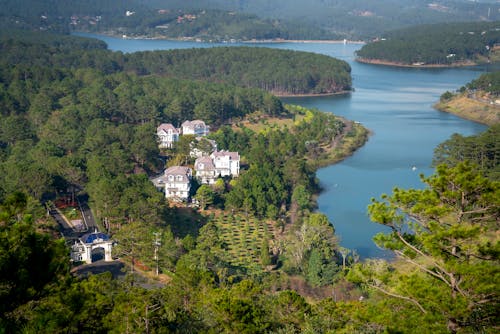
75, 32, 488, 258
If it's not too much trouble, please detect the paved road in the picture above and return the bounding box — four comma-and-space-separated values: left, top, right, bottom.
49, 194, 100, 242
77, 194, 98, 232
49, 206, 84, 243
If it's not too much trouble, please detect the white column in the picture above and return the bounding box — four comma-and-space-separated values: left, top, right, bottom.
104, 242, 113, 261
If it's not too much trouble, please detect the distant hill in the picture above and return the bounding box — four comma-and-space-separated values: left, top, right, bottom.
356, 21, 500, 66
143, 0, 500, 39
1, 0, 499, 40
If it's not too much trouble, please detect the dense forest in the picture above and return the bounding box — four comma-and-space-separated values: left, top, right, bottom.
124, 47, 352, 95
434, 124, 500, 180
1, 0, 499, 40
0, 26, 499, 334
0, 31, 351, 96
356, 21, 500, 66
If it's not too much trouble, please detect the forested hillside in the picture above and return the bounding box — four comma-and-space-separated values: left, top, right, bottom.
124, 47, 351, 95
356, 21, 500, 66
0, 31, 351, 96
1, 0, 498, 40
0, 0, 338, 41
145, 0, 500, 39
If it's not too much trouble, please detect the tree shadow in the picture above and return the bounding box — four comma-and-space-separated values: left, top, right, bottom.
163, 206, 208, 239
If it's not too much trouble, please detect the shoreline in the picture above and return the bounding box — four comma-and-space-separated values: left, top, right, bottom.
356, 57, 478, 68
434, 94, 500, 126
275, 90, 351, 98
75, 30, 365, 45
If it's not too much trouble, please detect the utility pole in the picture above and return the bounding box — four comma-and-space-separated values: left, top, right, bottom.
153, 232, 161, 276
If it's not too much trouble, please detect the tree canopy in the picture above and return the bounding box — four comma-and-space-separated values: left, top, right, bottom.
356, 21, 500, 66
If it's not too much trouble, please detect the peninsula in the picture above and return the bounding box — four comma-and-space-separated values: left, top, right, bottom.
434, 72, 500, 126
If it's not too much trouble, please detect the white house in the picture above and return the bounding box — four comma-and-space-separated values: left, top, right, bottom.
163, 166, 192, 200
211, 150, 240, 177
157, 123, 180, 148
181, 120, 209, 136
194, 156, 217, 184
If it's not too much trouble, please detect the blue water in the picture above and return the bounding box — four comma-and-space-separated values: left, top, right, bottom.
75, 32, 488, 258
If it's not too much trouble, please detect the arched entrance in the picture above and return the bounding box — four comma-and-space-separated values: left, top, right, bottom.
91, 246, 105, 262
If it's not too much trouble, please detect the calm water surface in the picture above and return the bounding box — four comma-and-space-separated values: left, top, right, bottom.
76, 33, 488, 258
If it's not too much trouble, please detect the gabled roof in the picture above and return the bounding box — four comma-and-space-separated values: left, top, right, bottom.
195, 156, 215, 171
182, 120, 207, 129
157, 123, 179, 134
212, 150, 240, 160
165, 166, 192, 178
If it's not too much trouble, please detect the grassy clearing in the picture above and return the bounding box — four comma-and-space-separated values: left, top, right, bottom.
435, 95, 500, 126
232, 111, 304, 133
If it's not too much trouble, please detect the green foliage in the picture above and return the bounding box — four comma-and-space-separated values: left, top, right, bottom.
440, 90, 454, 102
365, 162, 500, 332
433, 124, 500, 181
195, 184, 215, 210
466, 71, 500, 97
357, 21, 500, 65
221, 107, 346, 219
281, 213, 339, 284
0, 192, 71, 332
124, 47, 351, 96
260, 238, 272, 266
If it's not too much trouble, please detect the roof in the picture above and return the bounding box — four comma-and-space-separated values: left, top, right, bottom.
80, 232, 110, 244
195, 156, 215, 170
212, 150, 240, 160
165, 166, 192, 176
157, 123, 179, 134
182, 120, 207, 129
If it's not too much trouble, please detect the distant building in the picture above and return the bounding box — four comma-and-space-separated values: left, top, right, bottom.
181, 120, 209, 136
157, 123, 180, 148
70, 231, 113, 264
163, 166, 192, 200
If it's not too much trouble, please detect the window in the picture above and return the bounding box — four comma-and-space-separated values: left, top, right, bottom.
168, 175, 174, 181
